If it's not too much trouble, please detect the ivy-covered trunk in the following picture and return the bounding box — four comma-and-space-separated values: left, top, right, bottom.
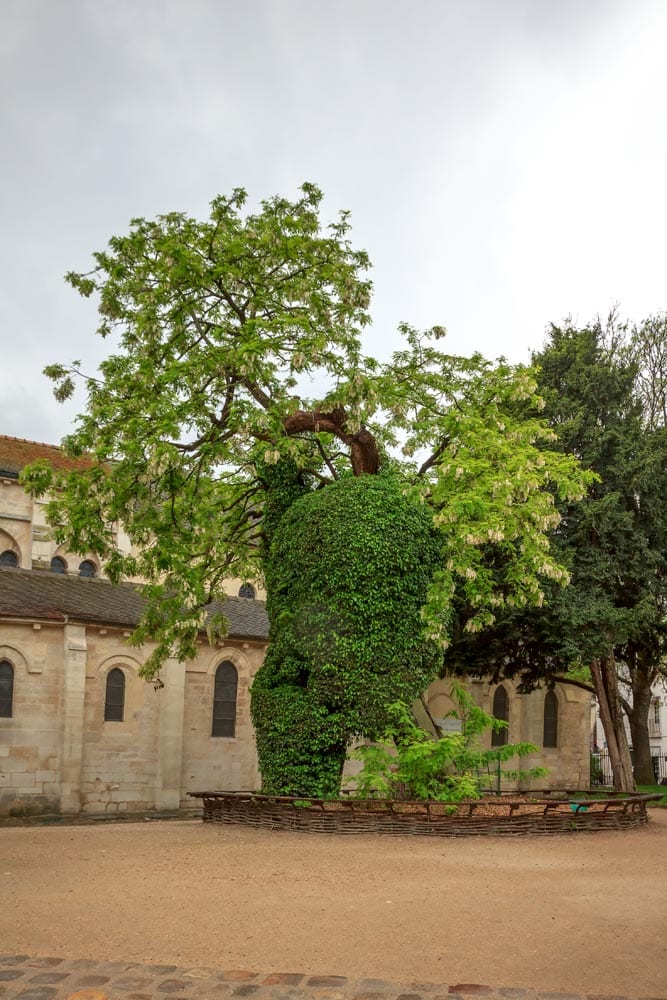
250, 471, 443, 798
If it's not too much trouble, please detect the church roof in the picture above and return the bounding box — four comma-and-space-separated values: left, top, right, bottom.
0, 435, 94, 479
0, 568, 269, 640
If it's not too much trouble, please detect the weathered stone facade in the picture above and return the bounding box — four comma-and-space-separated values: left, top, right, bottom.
0, 605, 267, 817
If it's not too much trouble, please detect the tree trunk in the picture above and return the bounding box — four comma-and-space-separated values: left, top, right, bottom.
627, 665, 656, 785
590, 655, 635, 791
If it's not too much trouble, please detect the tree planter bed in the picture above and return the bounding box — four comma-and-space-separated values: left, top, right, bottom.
189, 790, 661, 836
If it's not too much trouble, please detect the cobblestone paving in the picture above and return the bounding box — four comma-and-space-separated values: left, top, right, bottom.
0, 957, 664, 1000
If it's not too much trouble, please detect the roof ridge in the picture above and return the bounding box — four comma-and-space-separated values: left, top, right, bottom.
0, 434, 62, 449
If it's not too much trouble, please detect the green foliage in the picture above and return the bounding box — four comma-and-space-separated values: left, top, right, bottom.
251, 473, 443, 796
349, 684, 545, 802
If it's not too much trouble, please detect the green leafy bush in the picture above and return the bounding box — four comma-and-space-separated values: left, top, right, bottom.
349, 683, 546, 801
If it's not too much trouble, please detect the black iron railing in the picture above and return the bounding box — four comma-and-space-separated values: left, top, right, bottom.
591, 749, 667, 785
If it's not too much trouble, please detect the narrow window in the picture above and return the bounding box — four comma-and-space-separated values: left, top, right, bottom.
238, 583, 255, 599
491, 685, 509, 746
79, 560, 96, 578
0, 661, 14, 718
653, 699, 661, 726
50, 556, 67, 574
212, 661, 238, 738
543, 690, 558, 748
104, 667, 125, 722
0, 550, 18, 568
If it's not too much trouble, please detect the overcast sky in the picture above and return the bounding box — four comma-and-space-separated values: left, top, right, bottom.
3, 0, 667, 444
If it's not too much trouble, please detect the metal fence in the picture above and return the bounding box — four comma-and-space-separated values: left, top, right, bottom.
591, 749, 667, 786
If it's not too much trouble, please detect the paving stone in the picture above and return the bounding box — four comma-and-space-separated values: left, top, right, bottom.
449, 988, 491, 996
14, 988, 60, 1000
64, 964, 100, 973
266, 987, 307, 1000
231, 987, 261, 997
310, 991, 346, 1000
72, 977, 110, 989
0, 971, 25, 982
29, 974, 71, 985
396, 994, 423, 1000
220, 973, 259, 983
307, 979, 347, 990
498, 991, 533, 999
156, 981, 191, 994
352, 992, 388, 1000
0, 958, 29, 967
66, 991, 108, 1000
111, 978, 151, 992
137, 968, 178, 977
261, 975, 305, 987
27, 961, 64, 970
357, 982, 395, 994
182, 969, 217, 981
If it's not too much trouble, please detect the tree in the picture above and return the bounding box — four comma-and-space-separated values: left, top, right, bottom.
446, 317, 667, 789
22, 184, 589, 796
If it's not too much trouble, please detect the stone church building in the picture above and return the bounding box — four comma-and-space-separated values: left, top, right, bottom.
0, 436, 591, 818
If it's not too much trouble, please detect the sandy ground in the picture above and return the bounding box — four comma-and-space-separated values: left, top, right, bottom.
1, 814, 666, 997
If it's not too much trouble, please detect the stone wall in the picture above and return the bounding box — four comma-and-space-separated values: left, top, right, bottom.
0, 620, 264, 817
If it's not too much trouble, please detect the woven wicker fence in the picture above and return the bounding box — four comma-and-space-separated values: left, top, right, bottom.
188, 790, 661, 837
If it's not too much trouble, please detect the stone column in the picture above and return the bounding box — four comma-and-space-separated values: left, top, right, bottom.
155, 656, 186, 810
58, 624, 88, 813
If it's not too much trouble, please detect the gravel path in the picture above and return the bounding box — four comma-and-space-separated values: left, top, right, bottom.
1, 813, 665, 997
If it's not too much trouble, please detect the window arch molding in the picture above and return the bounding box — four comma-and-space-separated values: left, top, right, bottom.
0, 644, 28, 682
543, 689, 559, 749
50, 555, 67, 574
0, 549, 19, 568
491, 684, 509, 747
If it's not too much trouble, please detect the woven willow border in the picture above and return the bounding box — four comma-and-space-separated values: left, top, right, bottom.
188, 789, 662, 837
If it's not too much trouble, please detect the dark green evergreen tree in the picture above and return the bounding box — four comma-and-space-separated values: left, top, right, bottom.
447, 318, 667, 788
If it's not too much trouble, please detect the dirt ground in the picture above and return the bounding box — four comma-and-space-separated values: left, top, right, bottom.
1, 813, 666, 997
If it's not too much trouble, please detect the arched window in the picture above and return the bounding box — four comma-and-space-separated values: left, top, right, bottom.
212, 661, 238, 738
238, 583, 256, 599
79, 560, 96, 578
491, 685, 509, 746
0, 550, 18, 568
50, 556, 67, 574
104, 667, 125, 722
543, 690, 559, 748
0, 660, 14, 718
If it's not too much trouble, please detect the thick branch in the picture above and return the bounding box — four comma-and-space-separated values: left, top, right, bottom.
282, 407, 379, 475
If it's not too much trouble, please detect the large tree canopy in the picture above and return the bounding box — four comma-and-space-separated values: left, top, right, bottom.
22, 185, 591, 794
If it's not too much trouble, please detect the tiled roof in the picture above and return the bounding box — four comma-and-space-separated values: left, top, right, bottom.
0, 567, 269, 640
0, 435, 94, 479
